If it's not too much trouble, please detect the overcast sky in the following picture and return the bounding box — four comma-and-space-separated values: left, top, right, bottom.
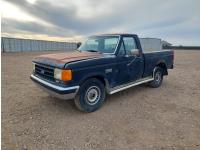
1, 0, 200, 45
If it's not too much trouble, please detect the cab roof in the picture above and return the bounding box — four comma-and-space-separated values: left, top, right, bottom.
91, 33, 137, 37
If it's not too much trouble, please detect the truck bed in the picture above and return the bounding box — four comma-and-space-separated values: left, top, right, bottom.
142, 50, 174, 77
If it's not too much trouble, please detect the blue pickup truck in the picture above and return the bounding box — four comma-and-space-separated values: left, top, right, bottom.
31, 34, 174, 112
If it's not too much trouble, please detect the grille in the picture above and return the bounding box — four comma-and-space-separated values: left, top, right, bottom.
35, 64, 54, 81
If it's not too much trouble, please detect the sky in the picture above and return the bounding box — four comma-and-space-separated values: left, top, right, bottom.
1, 0, 200, 45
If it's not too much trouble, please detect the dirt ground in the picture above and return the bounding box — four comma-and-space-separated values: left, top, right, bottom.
2, 50, 200, 150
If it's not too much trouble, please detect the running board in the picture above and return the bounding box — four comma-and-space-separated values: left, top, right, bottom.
108, 77, 154, 94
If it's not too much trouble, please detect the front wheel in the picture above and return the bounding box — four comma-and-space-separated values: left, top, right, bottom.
149, 67, 163, 88
74, 78, 106, 112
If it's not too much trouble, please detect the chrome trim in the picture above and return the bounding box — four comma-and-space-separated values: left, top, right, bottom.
31, 74, 79, 100
35, 84, 78, 100
31, 74, 79, 91
108, 67, 158, 94
143, 50, 172, 54
33, 62, 54, 69
108, 77, 154, 94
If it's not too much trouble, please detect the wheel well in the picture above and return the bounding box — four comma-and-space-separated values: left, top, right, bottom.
93, 76, 106, 86
157, 63, 168, 75
81, 75, 106, 86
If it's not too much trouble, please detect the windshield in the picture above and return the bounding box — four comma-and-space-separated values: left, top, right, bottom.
78, 36, 119, 54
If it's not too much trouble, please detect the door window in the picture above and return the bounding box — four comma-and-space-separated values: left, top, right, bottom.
123, 37, 137, 55
118, 41, 125, 55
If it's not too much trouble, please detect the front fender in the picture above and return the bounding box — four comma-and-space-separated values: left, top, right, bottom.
79, 72, 106, 85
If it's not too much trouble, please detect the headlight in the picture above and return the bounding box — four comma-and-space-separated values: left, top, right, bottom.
54, 68, 72, 81
32, 63, 35, 71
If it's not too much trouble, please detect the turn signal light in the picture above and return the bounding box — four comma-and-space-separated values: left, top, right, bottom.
61, 70, 72, 81
54, 68, 72, 81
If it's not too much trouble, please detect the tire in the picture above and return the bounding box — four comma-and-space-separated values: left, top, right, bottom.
74, 78, 106, 112
149, 67, 163, 88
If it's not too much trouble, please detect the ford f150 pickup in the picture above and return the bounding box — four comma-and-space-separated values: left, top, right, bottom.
31, 34, 174, 112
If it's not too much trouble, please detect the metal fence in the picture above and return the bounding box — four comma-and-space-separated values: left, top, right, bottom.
1, 37, 77, 52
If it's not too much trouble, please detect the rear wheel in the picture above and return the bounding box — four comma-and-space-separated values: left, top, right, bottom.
74, 78, 105, 112
149, 67, 163, 88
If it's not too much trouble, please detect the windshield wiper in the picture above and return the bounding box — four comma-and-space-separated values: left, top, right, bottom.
85, 50, 100, 52
75, 49, 81, 52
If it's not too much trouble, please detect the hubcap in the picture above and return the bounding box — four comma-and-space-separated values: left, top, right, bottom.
85, 86, 101, 105
155, 72, 161, 83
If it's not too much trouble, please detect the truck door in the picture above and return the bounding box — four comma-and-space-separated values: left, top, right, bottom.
120, 36, 144, 82
114, 43, 130, 86
114, 36, 144, 86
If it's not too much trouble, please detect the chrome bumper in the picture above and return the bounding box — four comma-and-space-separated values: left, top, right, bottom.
30, 74, 79, 100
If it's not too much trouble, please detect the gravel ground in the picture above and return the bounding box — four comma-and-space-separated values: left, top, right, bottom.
2, 50, 200, 150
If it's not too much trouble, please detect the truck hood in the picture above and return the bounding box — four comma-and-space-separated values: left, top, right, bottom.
33, 51, 103, 68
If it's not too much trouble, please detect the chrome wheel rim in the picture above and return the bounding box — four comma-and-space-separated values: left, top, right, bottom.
85, 86, 101, 105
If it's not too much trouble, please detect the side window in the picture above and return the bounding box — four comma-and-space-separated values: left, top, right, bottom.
118, 41, 125, 55
123, 37, 137, 55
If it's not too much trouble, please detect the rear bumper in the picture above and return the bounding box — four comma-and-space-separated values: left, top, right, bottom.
30, 74, 79, 100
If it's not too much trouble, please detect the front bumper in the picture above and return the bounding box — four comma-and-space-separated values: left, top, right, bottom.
30, 74, 79, 100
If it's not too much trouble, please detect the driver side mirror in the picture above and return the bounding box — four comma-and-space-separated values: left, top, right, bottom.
130, 49, 140, 56
77, 42, 82, 48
